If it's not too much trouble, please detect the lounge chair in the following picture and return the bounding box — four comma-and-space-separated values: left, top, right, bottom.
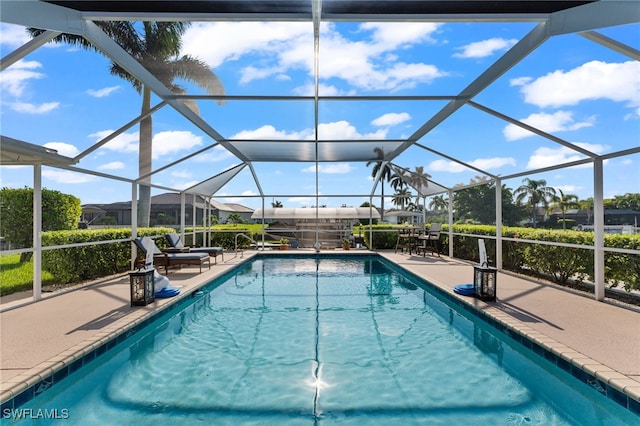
417, 223, 441, 257
133, 236, 210, 274
165, 232, 224, 263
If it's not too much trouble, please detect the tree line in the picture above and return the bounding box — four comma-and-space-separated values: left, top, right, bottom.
365, 158, 640, 228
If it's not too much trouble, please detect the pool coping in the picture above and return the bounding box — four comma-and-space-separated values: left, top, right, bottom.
1, 250, 639, 418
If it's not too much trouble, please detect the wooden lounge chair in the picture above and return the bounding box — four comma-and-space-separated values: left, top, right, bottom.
165, 232, 225, 263
133, 236, 210, 274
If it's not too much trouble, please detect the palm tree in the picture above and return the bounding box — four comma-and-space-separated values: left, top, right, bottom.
579, 198, 595, 225
429, 195, 448, 213
549, 189, 580, 229
408, 166, 430, 220
392, 187, 413, 210
271, 200, 283, 208
28, 22, 225, 227
227, 213, 243, 226
366, 147, 393, 222
408, 166, 431, 193
514, 178, 557, 228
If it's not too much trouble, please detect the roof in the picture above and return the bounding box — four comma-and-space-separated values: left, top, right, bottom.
384, 210, 424, 218
41, 1, 596, 16
252, 207, 381, 220
209, 198, 254, 213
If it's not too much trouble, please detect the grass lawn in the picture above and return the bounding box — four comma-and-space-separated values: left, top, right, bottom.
0, 254, 55, 296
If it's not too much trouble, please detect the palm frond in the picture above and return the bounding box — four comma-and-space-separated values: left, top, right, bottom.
172, 56, 225, 105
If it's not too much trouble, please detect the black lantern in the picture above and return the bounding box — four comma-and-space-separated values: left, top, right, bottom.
473, 265, 497, 301
129, 268, 155, 306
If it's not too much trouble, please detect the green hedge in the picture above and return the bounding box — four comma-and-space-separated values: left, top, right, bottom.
356, 224, 398, 250
358, 224, 639, 291
182, 228, 258, 250
41, 227, 175, 284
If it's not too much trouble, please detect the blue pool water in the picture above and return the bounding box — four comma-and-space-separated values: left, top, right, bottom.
15, 255, 637, 424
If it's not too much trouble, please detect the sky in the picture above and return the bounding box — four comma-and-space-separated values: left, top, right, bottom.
1, 16, 639, 212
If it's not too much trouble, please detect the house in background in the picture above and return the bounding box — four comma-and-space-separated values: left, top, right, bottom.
209, 199, 254, 224
383, 210, 424, 225
81, 192, 254, 227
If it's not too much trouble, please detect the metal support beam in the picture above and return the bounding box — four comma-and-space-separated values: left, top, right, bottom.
580, 30, 640, 61
549, 0, 640, 36
593, 158, 605, 301
0, 30, 60, 71
495, 178, 503, 270
130, 182, 137, 269
180, 192, 186, 235
448, 190, 454, 258
32, 164, 42, 301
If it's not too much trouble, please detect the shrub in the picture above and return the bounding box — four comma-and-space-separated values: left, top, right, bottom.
448, 225, 639, 291
0, 187, 81, 259
41, 227, 174, 284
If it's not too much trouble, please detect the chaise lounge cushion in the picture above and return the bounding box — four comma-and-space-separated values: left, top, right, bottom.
165, 233, 224, 263
133, 236, 210, 274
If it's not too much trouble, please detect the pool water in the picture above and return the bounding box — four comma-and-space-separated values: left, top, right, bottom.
19, 256, 636, 425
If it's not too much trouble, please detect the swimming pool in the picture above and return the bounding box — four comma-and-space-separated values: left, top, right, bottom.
7, 255, 638, 424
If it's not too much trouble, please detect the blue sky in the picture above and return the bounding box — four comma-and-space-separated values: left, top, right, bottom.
1, 18, 639, 211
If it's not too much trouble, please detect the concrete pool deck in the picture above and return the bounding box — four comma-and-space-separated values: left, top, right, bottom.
1, 249, 639, 409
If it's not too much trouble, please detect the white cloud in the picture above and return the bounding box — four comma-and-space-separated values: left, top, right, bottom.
90, 130, 139, 153
0, 24, 31, 48
301, 163, 352, 174
470, 157, 516, 170
503, 111, 595, 141
231, 121, 387, 141
371, 112, 411, 127
292, 82, 355, 96
239, 66, 282, 85
87, 86, 121, 98
43, 142, 79, 157
286, 196, 318, 206
318, 121, 388, 140
8, 101, 60, 114
220, 190, 258, 204
453, 37, 518, 58
152, 131, 203, 159
194, 145, 234, 163
231, 125, 313, 140
555, 185, 582, 193
182, 22, 310, 68
42, 169, 96, 184
97, 161, 125, 170
359, 22, 440, 48
173, 180, 200, 190
428, 157, 516, 173
0, 60, 45, 97
621, 158, 633, 166
526, 142, 608, 169
513, 60, 640, 114
0, 60, 61, 114
182, 21, 446, 91
171, 170, 192, 178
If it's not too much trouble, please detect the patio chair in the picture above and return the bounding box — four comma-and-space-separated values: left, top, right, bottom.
133, 236, 210, 274
395, 227, 417, 255
417, 223, 441, 257
165, 232, 225, 263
